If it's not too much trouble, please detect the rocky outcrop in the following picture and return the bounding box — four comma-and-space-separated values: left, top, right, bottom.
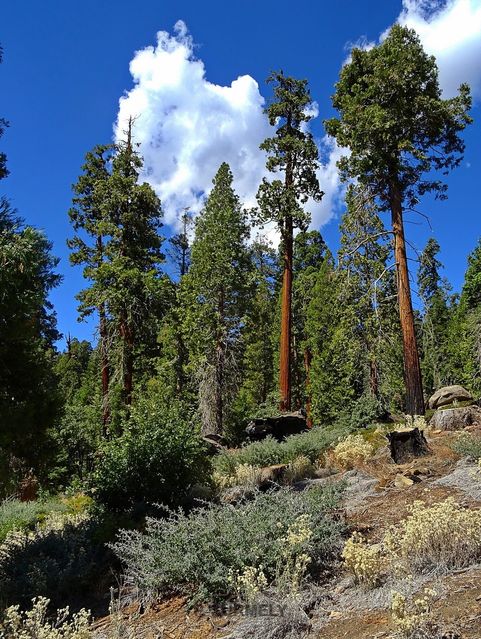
428, 385, 473, 410
245, 410, 307, 441
429, 405, 481, 431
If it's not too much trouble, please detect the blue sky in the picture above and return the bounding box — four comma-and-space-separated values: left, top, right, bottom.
2, 0, 481, 346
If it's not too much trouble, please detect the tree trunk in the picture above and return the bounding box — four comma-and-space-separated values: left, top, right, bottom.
215, 288, 226, 434
369, 356, 379, 399
99, 302, 110, 431
304, 346, 313, 427
390, 181, 424, 415
96, 235, 110, 432
120, 314, 134, 406
279, 215, 293, 412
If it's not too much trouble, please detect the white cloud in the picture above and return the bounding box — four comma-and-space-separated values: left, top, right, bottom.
115, 21, 342, 236
397, 0, 481, 98
115, 21, 272, 226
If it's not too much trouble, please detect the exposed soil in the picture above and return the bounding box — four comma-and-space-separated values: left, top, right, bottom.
92, 428, 481, 639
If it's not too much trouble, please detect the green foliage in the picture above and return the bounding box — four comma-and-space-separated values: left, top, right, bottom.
451, 433, 481, 460
325, 25, 472, 211
0, 201, 61, 475
182, 162, 252, 435
417, 238, 453, 394
0, 512, 104, 610
0, 498, 69, 543
112, 484, 344, 604
461, 238, 481, 310
213, 426, 346, 476
92, 392, 209, 512
256, 72, 322, 231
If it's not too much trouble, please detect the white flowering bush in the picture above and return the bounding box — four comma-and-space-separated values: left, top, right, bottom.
341, 532, 384, 587
390, 588, 438, 639
276, 514, 313, 596
384, 497, 481, 574
331, 434, 374, 470
404, 415, 428, 431
229, 565, 268, 603
0, 597, 90, 638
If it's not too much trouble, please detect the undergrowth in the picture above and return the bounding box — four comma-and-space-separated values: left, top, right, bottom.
112, 484, 345, 606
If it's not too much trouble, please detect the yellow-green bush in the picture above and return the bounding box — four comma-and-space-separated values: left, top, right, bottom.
341, 532, 384, 587
331, 434, 374, 470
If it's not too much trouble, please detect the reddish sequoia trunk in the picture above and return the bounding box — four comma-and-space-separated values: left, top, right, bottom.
390, 180, 424, 415
279, 214, 293, 412
304, 346, 313, 428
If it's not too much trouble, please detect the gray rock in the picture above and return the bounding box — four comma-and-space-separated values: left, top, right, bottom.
429, 405, 481, 431
428, 384, 473, 409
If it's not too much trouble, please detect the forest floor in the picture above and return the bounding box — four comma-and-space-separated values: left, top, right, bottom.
92, 429, 481, 639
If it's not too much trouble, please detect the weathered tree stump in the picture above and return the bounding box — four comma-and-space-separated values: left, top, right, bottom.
245, 410, 307, 441
386, 428, 430, 464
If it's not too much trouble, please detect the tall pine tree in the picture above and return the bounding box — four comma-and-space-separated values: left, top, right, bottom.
326, 25, 471, 414
183, 163, 251, 435
257, 72, 323, 412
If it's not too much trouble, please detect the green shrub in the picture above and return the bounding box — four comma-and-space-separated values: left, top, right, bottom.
93, 396, 209, 512
213, 425, 347, 476
451, 432, 481, 460
112, 483, 345, 605
0, 497, 70, 543
0, 511, 107, 610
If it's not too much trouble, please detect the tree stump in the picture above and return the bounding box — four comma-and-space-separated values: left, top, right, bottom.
386, 428, 429, 464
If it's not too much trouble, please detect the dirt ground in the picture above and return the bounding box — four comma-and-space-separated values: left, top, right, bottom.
92, 428, 481, 639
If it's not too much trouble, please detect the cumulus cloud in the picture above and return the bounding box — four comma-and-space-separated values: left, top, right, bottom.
115, 21, 272, 227
115, 21, 340, 235
397, 0, 481, 98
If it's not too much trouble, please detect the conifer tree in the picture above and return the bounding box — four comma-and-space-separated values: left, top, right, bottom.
326, 25, 472, 414
417, 238, 452, 393
292, 230, 327, 421
68, 145, 113, 428
183, 163, 251, 435
238, 236, 278, 413
69, 123, 164, 418
257, 72, 323, 412
338, 186, 393, 401
0, 201, 61, 471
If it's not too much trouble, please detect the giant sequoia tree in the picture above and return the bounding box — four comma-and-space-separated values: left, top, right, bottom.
257, 72, 323, 412
326, 25, 471, 415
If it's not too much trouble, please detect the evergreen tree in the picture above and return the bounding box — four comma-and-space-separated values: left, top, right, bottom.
237, 236, 278, 414
326, 25, 472, 414
183, 163, 251, 435
68, 123, 164, 419
0, 201, 61, 476
68, 144, 113, 428
306, 253, 359, 425
257, 72, 323, 411
417, 238, 452, 393
292, 230, 327, 421
338, 186, 397, 405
